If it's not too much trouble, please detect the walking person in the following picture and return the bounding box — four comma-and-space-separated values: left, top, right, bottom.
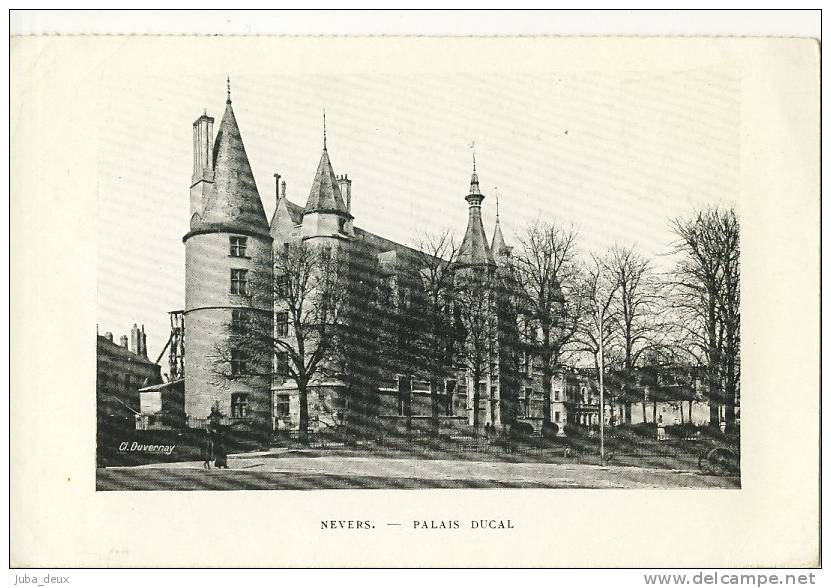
213, 424, 228, 469
202, 425, 214, 469
205, 403, 229, 469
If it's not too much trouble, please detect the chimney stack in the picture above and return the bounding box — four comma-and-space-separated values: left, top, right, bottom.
120, 335, 129, 349
104, 332, 113, 342
338, 174, 352, 215
192, 110, 215, 184
281, 180, 286, 199
273, 173, 281, 206
131, 324, 140, 355
140, 324, 148, 358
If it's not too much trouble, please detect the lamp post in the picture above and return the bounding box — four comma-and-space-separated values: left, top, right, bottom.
598, 306, 606, 462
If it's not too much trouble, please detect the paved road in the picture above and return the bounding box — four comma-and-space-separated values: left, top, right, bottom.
98, 452, 740, 490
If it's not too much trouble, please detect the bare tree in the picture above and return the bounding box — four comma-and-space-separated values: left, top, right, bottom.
669, 206, 740, 426
512, 221, 582, 427
216, 241, 346, 445
606, 244, 664, 424
454, 267, 496, 437
573, 251, 620, 427
414, 231, 459, 437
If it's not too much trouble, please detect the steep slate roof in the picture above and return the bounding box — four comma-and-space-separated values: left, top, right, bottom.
285, 199, 305, 224
457, 168, 495, 267
269, 195, 305, 238
195, 96, 270, 239
304, 147, 351, 217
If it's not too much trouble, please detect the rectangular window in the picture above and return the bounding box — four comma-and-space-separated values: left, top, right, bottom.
555, 411, 561, 423
275, 274, 288, 298
275, 394, 290, 418
554, 388, 561, 402
230, 349, 246, 376
522, 386, 532, 418
275, 311, 289, 337
231, 393, 249, 418
230, 269, 248, 295
275, 351, 289, 376
231, 308, 246, 331
229, 236, 248, 257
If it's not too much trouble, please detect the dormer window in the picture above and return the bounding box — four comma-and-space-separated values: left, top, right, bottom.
338, 218, 347, 233
229, 236, 248, 257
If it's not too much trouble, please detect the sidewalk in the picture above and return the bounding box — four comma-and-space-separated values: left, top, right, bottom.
103, 450, 740, 489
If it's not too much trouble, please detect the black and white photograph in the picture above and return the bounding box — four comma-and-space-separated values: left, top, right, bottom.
95, 50, 743, 492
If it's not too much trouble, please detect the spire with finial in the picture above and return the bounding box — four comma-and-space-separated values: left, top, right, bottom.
226, 75, 231, 103
468, 147, 483, 199
458, 146, 494, 267
491, 187, 508, 257
303, 109, 350, 217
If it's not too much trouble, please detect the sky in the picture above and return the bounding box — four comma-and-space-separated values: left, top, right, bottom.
96, 39, 740, 360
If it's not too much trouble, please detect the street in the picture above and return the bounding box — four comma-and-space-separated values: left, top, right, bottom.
98, 450, 740, 490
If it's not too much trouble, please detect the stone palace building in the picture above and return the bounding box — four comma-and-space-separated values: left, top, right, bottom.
136, 83, 705, 441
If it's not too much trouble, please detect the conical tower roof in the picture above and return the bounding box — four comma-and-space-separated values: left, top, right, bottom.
457, 157, 495, 268
491, 194, 509, 257
491, 218, 508, 256
304, 147, 350, 216
197, 88, 270, 238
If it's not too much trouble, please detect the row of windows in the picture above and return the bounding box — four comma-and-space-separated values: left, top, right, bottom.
231, 310, 290, 337
229, 349, 290, 377
229, 270, 290, 299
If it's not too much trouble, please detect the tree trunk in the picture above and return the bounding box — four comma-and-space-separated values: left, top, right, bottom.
298, 380, 309, 445
624, 402, 632, 424
472, 373, 481, 437
399, 376, 413, 438
430, 379, 440, 437
642, 401, 647, 423
688, 400, 694, 425
652, 401, 657, 424
707, 303, 721, 426
724, 352, 737, 426
541, 368, 553, 425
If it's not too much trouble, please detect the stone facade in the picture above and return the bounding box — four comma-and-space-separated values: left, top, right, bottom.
174, 86, 701, 440
179, 87, 273, 439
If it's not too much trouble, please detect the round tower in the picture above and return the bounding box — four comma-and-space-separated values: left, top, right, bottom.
183, 82, 273, 439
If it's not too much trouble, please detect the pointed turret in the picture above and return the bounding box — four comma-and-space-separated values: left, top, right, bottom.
191, 80, 270, 239
304, 148, 350, 215
301, 114, 353, 240
491, 194, 509, 258
303, 113, 350, 217
457, 153, 495, 268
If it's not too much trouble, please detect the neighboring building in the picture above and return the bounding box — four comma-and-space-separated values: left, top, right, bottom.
96, 324, 161, 433
562, 366, 712, 429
